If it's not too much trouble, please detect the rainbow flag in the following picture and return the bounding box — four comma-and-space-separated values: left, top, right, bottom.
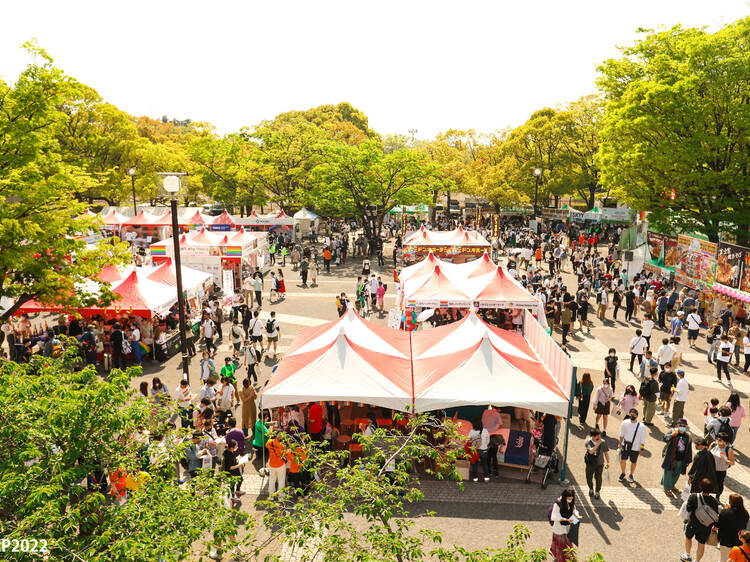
225, 246, 242, 256
151, 246, 166, 256
139, 341, 151, 354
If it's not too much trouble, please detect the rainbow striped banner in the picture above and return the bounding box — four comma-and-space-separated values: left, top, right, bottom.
225, 246, 242, 256
151, 246, 167, 256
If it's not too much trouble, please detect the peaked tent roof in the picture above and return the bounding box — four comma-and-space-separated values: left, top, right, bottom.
122, 210, 159, 226
402, 265, 471, 305
412, 337, 569, 415
97, 265, 124, 283
468, 266, 538, 303
146, 259, 177, 285
211, 211, 236, 226
179, 210, 209, 225
148, 211, 175, 226
466, 252, 497, 278
100, 209, 128, 225
261, 308, 572, 414
285, 307, 410, 358
293, 208, 319, 220
261, 335, 414, 411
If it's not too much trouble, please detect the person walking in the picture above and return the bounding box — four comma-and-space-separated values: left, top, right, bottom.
661, 419, 692, 497
276, 269, 286, 300
681, 478, 720, 562
726, 392, 745, 442
628, 329, 648, 372
299, 257, 309, 287
310, 260, 318, 287
618, 408, 647, 483
269, 271, 278, 303
201, 313, 216, 356
688, 438, 717, 494
576, 372, 594, 425
593, 378, 614, 435
672, 369, 689, 423
249, 310, 264, 355
624, 285, 636, 322
597, 287, 608, 321
584, 429, 610, 500
715, 335, 734, 387
549, 488, 580, 562
658, 364, 677, 418
686, 309, 702, 349
707, 320, 723, 363
253, 272, 263, 309
717, 495, 749, 562
616, 385, 639, 417
265, 311, 280, 358
743, 331, 750, 375
710, 433, 735, 502
603, 348, 619, 394
656, 292, 669, 330
727, 531, 750, 562
239, 378, 257, 438
266, 435, 287, 494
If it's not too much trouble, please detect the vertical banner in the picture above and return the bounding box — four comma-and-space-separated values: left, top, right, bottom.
716, 242, 746, 288
477, 205, 482, 227
491, 215, 499, 238
401, 207, 406, 237
222, 269, 235, 295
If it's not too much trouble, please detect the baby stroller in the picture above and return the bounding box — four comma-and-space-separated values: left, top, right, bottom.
525, 439, 559, 489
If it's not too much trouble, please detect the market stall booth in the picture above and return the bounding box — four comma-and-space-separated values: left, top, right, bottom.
397, 252, 547, 329
293, 208, 320, 237
150, 227, 268, 292
261, 307, 575, 477
401, 226, 490, 264
235, 210, 295, 238
15, 261, 213, 362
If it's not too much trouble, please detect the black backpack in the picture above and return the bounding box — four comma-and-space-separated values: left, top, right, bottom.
718, 419, 735, 443
265, 319, 275, 334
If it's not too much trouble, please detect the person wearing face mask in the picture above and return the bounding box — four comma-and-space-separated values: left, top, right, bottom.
639, 367, 660, 425
661, 418, 692, 497
618, 408, 647, 483
549, 488, 580, 561
593, 378, 614, 436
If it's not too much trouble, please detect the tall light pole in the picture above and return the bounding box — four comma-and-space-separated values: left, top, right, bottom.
532, 168, 542, 218
127, 167, 137, 214
161, 173, 190, 383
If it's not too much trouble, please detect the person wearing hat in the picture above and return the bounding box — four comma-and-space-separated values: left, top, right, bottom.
687, 438, 717, 494
672, 369, 689, 424
661, 418, 692, 497
670, 310, 684, 338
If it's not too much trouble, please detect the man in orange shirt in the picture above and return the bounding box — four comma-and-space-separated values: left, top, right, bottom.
266, 437, 287, 493
323, 248, 332, 273
287, 445, 308, 495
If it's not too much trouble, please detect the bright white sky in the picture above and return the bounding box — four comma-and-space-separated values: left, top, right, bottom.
1, 1, 747, 139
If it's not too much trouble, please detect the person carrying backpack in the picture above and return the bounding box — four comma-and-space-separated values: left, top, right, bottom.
265, 311, 280, 358
681, 478, 719, 562
43, 330, 62, 358
706, 407, 735, 446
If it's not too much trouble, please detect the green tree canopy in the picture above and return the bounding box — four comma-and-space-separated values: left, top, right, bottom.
597, 19, 750, 243
0, 43, 130, 322
311, 140, 440, 240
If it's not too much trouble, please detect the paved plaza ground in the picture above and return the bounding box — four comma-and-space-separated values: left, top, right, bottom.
118, 246, 750, 561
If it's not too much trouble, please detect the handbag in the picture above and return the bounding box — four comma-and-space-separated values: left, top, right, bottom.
677, 498, 689, 521
705, 528, 718, 547
122, 339, 132, 355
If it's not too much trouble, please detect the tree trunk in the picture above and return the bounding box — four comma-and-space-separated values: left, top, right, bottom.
430, 190, 438, 225
446, 191, 451, 224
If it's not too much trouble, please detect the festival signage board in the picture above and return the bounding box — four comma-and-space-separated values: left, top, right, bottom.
715, 242, 745, 289
742, 253, 750, 294
674, 235, 718, 289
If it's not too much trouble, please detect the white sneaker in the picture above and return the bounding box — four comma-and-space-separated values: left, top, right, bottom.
678, 553, 692, 561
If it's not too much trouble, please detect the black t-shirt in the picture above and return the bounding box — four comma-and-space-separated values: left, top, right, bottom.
604, 355, 618, 376
625, 291, 636, 306
110, 329, 123, 348
659, 370, 677, 394
222, 449, 241, 476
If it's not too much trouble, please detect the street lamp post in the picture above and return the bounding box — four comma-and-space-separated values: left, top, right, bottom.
532, 167, 542, 218
161, 173, 190, 383
127, 167, 137, 214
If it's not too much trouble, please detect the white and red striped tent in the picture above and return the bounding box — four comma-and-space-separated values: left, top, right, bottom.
399, 253, 544, 315
261, 309, 573, 416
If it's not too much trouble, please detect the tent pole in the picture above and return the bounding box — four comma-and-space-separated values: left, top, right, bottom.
409, 330, 416, 413
559, 366, 577, 484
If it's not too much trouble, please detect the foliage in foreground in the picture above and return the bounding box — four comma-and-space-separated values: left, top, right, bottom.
0, 352, 605, 560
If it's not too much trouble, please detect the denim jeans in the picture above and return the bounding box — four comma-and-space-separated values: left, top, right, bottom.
470, 450, 489, 479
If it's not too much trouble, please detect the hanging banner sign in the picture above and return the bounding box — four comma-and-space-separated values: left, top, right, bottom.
716, 242, 746, 289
